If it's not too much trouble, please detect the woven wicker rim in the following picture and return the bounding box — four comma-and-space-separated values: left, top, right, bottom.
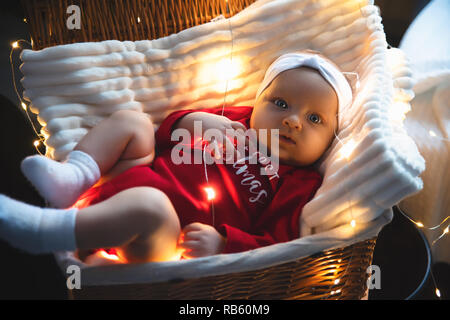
21, 0, 257, 50
70, 238, 377, 300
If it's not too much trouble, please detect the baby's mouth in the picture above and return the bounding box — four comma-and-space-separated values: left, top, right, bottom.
279, 134, 296, 145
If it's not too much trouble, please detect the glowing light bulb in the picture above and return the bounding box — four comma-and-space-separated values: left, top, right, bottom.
33, 140, 40, 147
99, 250, 120, 261
11, 41, 19, 49
169, 248, 184, 261
21, 102, 27, 110
435, 288, 441, 298
204, 187, 216, 200
216, 58, 240, 82
350, 219, 356, 228
197, 55, 242, 92
415, 222, 424, 228
330, 289, 341, 295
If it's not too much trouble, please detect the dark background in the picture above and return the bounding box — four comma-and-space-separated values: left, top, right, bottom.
0, 0, 448, 300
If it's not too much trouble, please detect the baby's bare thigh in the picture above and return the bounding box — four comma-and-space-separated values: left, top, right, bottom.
115, 187, 181, 262
101, 112, 156, 183
119, 111, 156, 158
77, 186, 181, 263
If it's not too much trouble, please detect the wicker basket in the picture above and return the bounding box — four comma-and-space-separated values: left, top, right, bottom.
20, 0, 379, 300
70, 238, 377, 300
21, 0, 256, 50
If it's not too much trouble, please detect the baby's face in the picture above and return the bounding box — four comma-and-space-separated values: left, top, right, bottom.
250, 67, 338, 166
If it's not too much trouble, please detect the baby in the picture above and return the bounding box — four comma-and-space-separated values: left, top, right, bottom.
0, 51, 352, 263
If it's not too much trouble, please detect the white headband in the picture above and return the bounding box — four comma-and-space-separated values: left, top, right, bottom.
256, 52, 353, 114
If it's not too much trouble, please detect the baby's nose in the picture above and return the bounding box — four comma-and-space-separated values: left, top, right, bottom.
283, 116, 302, 130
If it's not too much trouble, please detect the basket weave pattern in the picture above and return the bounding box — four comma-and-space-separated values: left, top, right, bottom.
71, 238, 376, 300
21, 0, 256, 50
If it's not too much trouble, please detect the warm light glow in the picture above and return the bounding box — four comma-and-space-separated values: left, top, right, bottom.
330, 289, 341, 295
415, 222, 424, 228
204, 186, 216, 200
198, 56, 243, 92
339, 139, 356, 160
21, 102, 27, 110
435, 288, 441, 298
334, 279, 340, 285
169, 248, 184, 261
33, 140, 40, 147
444, 226, 449, 234
11, 41, 19, 49
99, 250, 120, 261
350, 219, 356, 228
216, 58, 240, 82
137, 17, 141, 23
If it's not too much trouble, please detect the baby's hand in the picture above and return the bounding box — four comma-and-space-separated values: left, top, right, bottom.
179, 222, 226, 259
177, 112, 251, 160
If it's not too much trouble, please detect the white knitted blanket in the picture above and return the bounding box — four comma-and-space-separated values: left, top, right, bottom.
20, 0, 425, 279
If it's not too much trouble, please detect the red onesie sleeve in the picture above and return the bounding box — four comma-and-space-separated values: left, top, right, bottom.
154, 106, 252, 152
218, 169, 322, 254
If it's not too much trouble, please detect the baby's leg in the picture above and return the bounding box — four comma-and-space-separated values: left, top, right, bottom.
75, 109, 156, 180
76, 187, 181, 263
21, 110, 156, 208
0, 187, 180, 262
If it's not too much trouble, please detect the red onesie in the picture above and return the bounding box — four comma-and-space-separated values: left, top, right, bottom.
75, 106, 322, 253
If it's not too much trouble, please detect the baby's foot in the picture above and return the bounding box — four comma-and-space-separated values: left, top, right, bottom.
0, 194, 77, 254
21, 150, 100, 208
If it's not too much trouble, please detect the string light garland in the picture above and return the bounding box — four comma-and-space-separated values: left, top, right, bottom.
399, 210, 450, 257
198, 14, 236, 228
335, 134, 448, 299
203, 140, 216, 227
10, 39, 44, 155
328, 133, 358, 299
221, 16, 234, 117
387, 45, 448, 299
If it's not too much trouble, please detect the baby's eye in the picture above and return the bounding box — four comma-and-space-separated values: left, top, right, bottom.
273, 98, 288, 109
308, 113, 322, 124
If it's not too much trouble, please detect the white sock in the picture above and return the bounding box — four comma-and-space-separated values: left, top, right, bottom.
0, 194, 77, 254
21, 150, 101, 208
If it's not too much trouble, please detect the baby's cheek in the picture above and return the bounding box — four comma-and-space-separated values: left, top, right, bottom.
309, 135, 331, 158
